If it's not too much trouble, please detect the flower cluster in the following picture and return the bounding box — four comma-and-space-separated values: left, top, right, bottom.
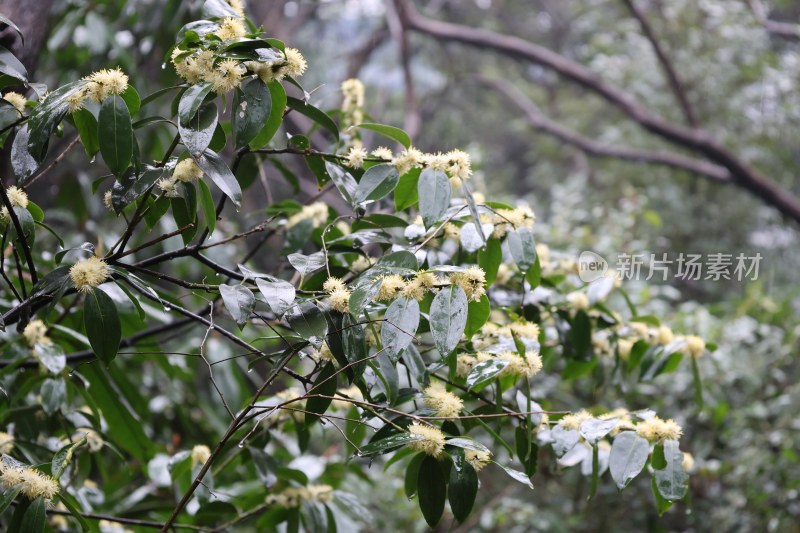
490, 205, 535, 238
266, 484, 334, 508
0, 185, 28, 223
23, 319, 50, 347
465, 449, 492, 472
635, 416, 683, 442
67, 68, 129, 112
341, 78, 365, 130
158, 159, 204, 197
614, 323, 705, 360
471, 320, 540, 351
407, 423, 446, 457
449, 267, 486, 302
422, 382, 463, 418
191, 445, 211, 465
0, 458, 59, 500
0, 432, 13, 454
215, 17, 246, 40
557, 409, 592, 431
286, 201, 329, 229
2, 91, 26, 113
323, 277, 351, 314
69, 256, 110, 293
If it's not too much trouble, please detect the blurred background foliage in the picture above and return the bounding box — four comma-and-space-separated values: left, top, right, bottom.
4, 0, 800, 530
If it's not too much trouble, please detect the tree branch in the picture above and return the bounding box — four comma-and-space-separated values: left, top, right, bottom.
621, 0, 699, 128
394, 0, 800, 224
481, 76, 730, 182
748, 0, 800, 40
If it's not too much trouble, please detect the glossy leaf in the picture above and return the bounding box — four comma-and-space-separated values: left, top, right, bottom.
306, 362, 337, 425
465, 295, 490, 337
195, 149, 242, 207
233, 79, 272, 148
655, 439, 689, 501
381, 297, 419, 361
178, 82, 213, 126
219, 284, 255, 329
179, 101, 218, 156
84, 288, 121, 365
353, 164, 400, 205
506, 227, 537, 272
449, 457, 478, 523
609, 431, 650, 490
285, 300, 328, 346
466, 359, 509, 389
355, 122, 411, 148
356, 433, 420, 457
20, 497, 45, 533
418, 168, 451, 228
417, 455, 446, 528
72, 108, 100, 157
286, 96, 339, 140
430, 285, 468, 356
98, 95, 133, 177
249, 80, 285, 149
256, 278, 296, 316
11, 124, 38, 183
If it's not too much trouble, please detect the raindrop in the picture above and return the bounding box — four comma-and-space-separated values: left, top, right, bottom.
67, 372, 73, 378
161, 62, 167, 70
247, 368, 253, 373
163, 306, 171, 312
238, 441, 245, 448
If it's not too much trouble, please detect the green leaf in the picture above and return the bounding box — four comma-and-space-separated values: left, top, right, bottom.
551, 425, 580, 458
11, 124, 38, 183
353, 163, 400, 205
84, 288, 121, 365
305, 362, 337, 426
496, 463, 534, 489
233, 79, 272, 148
417, 455, 446, 528
478, 238, 502, 286
287, 252, 325, 279
691, 355, 704, 409
249, 80, 285, 149
111, 164, 165, 213
178, 82, 213, 126
285, 300, 328, 346
41, 378, 66, 415
651, 476, 673, 515
654, 439, 689, 501
20, 497, 45, 533
404, 452, 425, 498
98, 95, 133, 177
195, 149, 242, 207
525, 255, 542, 289
179, 101, 218, 156
72, 108, 100, 157
286, 96, 339, 140
466, 359, 509, 390
197, 178, 216, 235
430, 285, 469, 356
0, 44, 27, 83
465, 295, 490, 337
324, 161, 358, 207
256, 278, 296, 316
219, 284, 255, 329
461, 180, 486, 243
120, 85, 141, 116
355, 122, 411, 148
569, 310, 592, 358
418, 168, 450, 228
394, 167, 420, 211
381, 297, 419, 361
579, 418, 618, 445
506, 227, 537, 272
445, 438, 491, 453
11, 206, 35, 246
609, 431, 650, 490
0, 15, 25, 45
0, 486, 21, 515
52, 436, 87, 478
449, 456, 478, 523
357, 433, 420, 457
27, 80, 87, 162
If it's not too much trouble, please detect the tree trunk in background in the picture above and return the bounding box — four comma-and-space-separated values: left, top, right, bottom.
0, 0, 56, 76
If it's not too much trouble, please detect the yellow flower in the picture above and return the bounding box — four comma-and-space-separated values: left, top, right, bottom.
456, 354, 476, 377
423, 382, 463, 418
392, 147, 424, 175
6, 185, 28, 209
328, 288, 351, 313
558, 409, 592, 431
617, 338, 634, 360
332, 385, 363, 410
371, 147, 393, 160
566, 291, 589, 311
323, 277, 346, 293
376, 274, 406, 301
345, 146, 368, 168
173, 159, 203, 183
157, 176, 180, 198
3, 91, 26, 113
351, 256, 372, 273
284, 48, 307, 78
422, 152, 448, 172
341, 78, 365, 111
70, 256, 110, 293
635, 416, 683, 442
599, 408, 635, 436
683, 335, 706, 358
682, 452, 695, 472
465, 449, 492, 472
657, 325, 674, 345
0, 460, 59, 500
23, 320, 50, 347
215, 17, 246, 40
286, 202, 328, 229
209, 59, 245, 94
449, 267, 486, 302
509, 321, 540, 340
0, 432, 13, 454
84, 68, 129, 100
444, 149, 472, 182
66, 89, 87, 113
443, 223, 460, 239
103, 190, 114, 211
403, 272, 437, 301
266, 484, 334, 507
497, 351, 543, 378
407, 423, 446, 458
191, 445, 212, 465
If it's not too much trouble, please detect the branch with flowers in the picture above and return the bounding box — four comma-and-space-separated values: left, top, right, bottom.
0, 1, 708, 531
